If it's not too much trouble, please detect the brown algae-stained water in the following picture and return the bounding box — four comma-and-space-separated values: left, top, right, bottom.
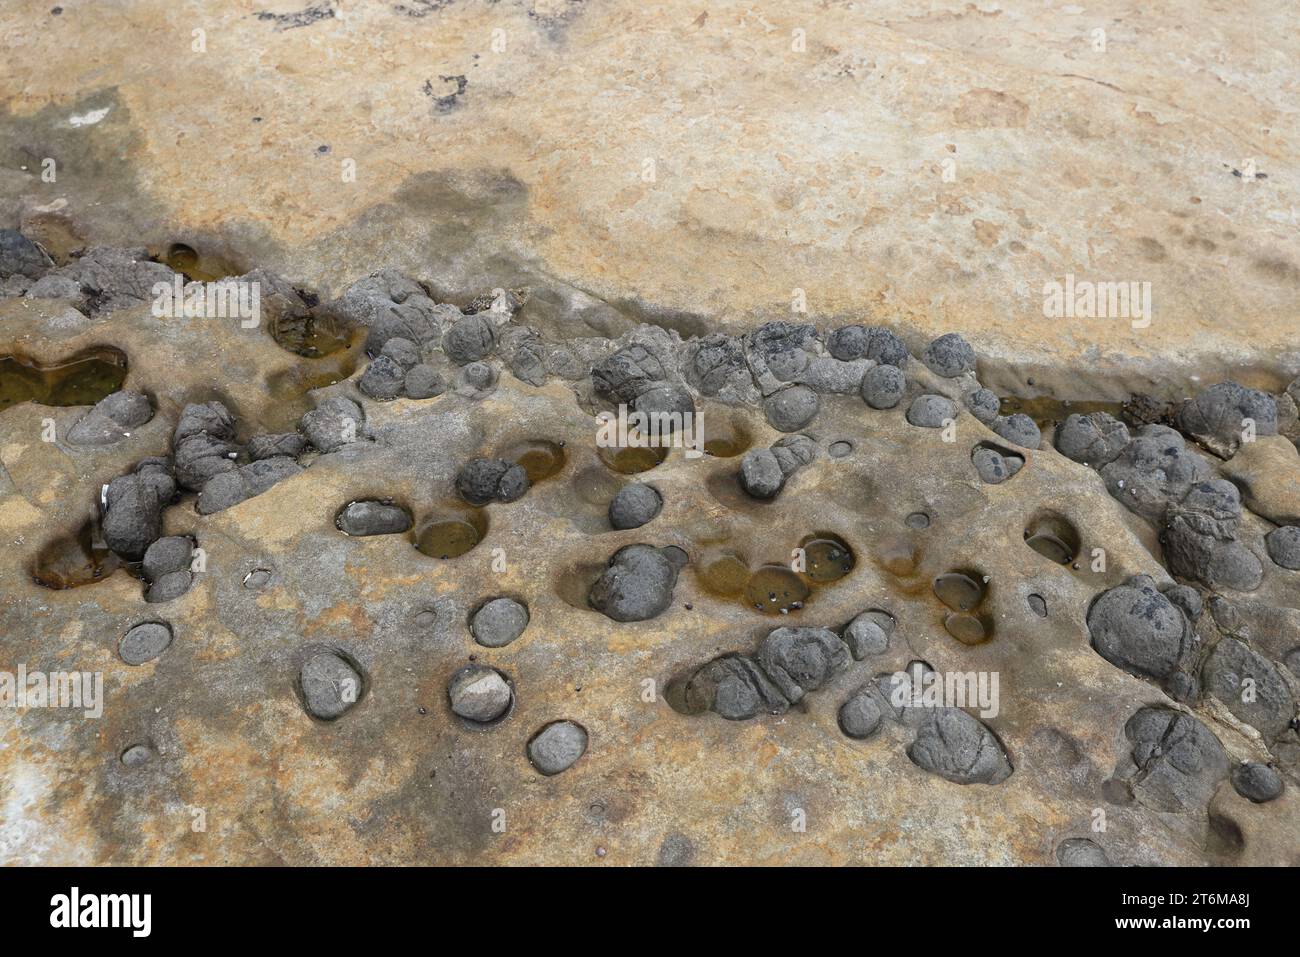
413, 515, 485, 559
32, 518, 122, 589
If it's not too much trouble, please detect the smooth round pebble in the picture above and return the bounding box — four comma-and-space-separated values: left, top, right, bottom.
1231, 762, 1284, 803
448, 664, 512, 723
470, 597, 530, 648
906, 394, 956, 428
300, 651, 364, 720
838, 694, 883, 739
763, 384, 820, 432
527, 720, 588, 775
861, 364, 905, 410
1265, 526, 1300, 570
921, 332, 976, 377
119, 622, 173, 665
609, 482, 663, 529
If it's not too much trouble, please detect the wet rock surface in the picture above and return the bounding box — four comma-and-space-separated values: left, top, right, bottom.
2, 90, 1299, 865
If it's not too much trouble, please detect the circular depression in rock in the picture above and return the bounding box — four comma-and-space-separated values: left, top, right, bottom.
412, 509, 488, 559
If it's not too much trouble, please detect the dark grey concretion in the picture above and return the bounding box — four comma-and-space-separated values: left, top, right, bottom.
971, 445, 1021, 484
197, 456, 302, 515
1055, 412, 1130, 468
120, 744, 154, 767
458, 361, 496, 394
0, 229, 51, 279
442, 313, 496, 364
1177, 381, 1277, 457
172, 401, 239, 491
684, 654, 789, 720
247, 432, 307, 460
1265, 526, 1300, 570
142, 535, 193, 582
838, 691, 883, 739
119, 622, 173, 665
689, 334, 750, 397
771, 434, 817, 474
1027, 594, 1048, 617
1202, 638, 1296, 739
527, 721, 588, 775
447, 664, 512, 723
300, 396, 364, 453
1231, 762, 1284, 803
300, 651, 363, 720
404, 364, 445, 399
1087, 575, 1192, 681
860, 363, 906, 410
920, 332, 976, 378
337, 501, 411, 536
358, 355, 407, 400
754, 627, 850, 703
906, 394, 956, 428
103, 459, 176, 561
1163, 584, 1202, 622
801, 356, 870, 395
501, 327, 547, 387
1122, 706, 1228, 813
588, 544, 683, 622
379, 336, 420, 370
863, 326, 909, 367
25, 274, 81, 299
739, 449, 783, 499
963, 388, 1000, 426
907, 708, 1012, 784
992, 412, 1041, 450
67, 390, 153, 447
36, 246, 172, 315
593, 344, 665, 402
747, 321, 817, 386
609, 482, 662, 529
455, 458, 529, 506
1099, 424, 1212, 523
470, 597, 529, 648
826, 324, 868, 360
1055, 838, 1111, 867
763, 384, 819, 432
146, 570, 193, 604
1163, 480, 1262, 592
843, 610, 893, 659
633, 383, 695, 430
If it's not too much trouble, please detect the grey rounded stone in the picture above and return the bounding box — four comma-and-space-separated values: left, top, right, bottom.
921, 332, 976, 377
1087, 575, 1190, 680
300, 652, 364, 720
448, 664, 512, 722
738, 449, 783, 499
119, 622, 173, 665
972, 446, 1013, 484
906, 394, 956, 428
826, 324, 868, 360
379, 336, 420, 370
838, 693, 883, 739
843, 611, 892, 659
860, 363, 906, 410
459, 360, 496, 393
1056, 838, 1111, 867
763, 384, 820, 432
120, 744, 154, 767
1027, 594, 1048, 617
588, 544, 682, 622
908, 708, 1012, 784
632, 383, 695, 430
470, 597, 530, 648
146, 570, 193, 603
527, 720, 588, 775
1231, 762, 1284, 803
358, 355, 407, 400
337, 501, 411, 536
864, 326, 909, 367
1055, 412, 1130, 467
1266, 526, 1300, 570
67, 390, 154, 446
442, 314, 495, 364
142, 535, 193, 583
455, 458, 529, 505
0, 228, 50, 280
609, 482, 663, 529
993, 412, 1041, 449
963, 388, 1000, 426
404, 363, 445, 399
